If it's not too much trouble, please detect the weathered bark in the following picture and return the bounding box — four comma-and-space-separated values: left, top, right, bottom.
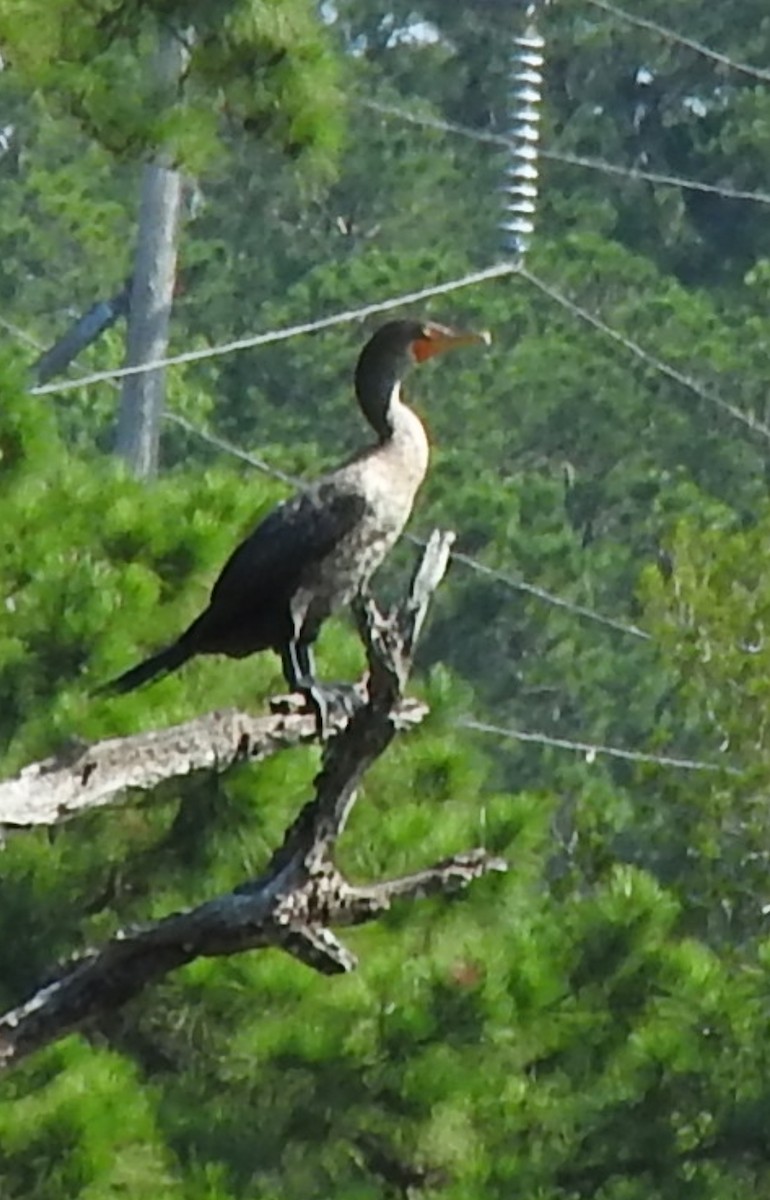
0, 532, 506, 1070
114, 27, 187, 476
0, 696, 424, 830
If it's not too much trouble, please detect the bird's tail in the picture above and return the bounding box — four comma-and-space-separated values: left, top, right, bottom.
96, 629, 197, 697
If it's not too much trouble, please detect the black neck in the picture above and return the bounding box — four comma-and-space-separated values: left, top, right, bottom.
354, 350, 407, 441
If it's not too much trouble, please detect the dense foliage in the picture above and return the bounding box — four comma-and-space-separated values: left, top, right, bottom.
0, 0, 342, 167
2, 1, 770, 1196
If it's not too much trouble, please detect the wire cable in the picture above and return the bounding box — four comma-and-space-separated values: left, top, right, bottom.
29, 263, 517, 397
363, 99, 770, 209
584, 0, 770, 86
164, 411, 299, 487
26, 255, 770, 448
0, 314, 44, 350
518, 265, 770, 444
445, 547, 650, 640
461, 716, 740, 774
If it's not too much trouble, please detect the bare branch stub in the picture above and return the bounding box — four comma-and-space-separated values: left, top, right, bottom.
334, 850, 508, 927
0, 531, 507, 1071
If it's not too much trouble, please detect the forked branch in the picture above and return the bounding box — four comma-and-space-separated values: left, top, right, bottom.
0, 532, 506, 1071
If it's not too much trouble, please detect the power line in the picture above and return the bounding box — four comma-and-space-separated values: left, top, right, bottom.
363, 99, 770, 209
584, 0, 770, 86
461, 717, 740, 774
29, 263, 516, 397
445, 547, 650, 641
24, 254, 770, 449
518, 265, 770, 444
165, 411, 299, 487
0, 315, 43, 350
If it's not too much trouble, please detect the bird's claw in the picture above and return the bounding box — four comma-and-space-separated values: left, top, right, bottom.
302, 681, 364, 740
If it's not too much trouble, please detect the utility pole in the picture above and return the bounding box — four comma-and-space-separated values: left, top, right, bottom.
114, 26, 188, 478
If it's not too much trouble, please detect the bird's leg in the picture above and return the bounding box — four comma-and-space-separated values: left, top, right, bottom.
280, 641, 361, 739
298, 643, 363, 727
280, 639, 307, 693
280, 639, 330, 739
296, 642, 332, 739
294, 640, 315, 684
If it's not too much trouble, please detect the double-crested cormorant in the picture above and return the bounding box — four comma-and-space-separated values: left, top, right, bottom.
101, 318, 489, 726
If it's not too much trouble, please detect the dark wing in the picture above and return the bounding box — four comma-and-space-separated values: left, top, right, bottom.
208, 482, 368, 618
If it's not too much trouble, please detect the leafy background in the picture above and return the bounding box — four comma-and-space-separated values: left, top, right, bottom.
1, 1, 770, 1196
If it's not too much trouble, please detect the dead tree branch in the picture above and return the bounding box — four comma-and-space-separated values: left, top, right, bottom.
0, 697, 423, 831
0, 532, 507, 1071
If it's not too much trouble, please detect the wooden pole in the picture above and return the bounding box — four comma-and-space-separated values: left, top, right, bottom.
114, 26, 187, 477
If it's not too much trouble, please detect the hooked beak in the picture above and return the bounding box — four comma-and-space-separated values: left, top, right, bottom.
411, 325, 492, 363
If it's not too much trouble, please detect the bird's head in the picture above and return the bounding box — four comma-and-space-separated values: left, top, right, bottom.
360, 318, 490, 371
354, 319, 490, 425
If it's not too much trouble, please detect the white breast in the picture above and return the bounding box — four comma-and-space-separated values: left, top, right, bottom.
295, 394, 430, 636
